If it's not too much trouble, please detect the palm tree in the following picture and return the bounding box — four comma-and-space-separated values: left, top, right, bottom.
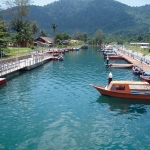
51, 24, 57, 35
51, 24, 57, 47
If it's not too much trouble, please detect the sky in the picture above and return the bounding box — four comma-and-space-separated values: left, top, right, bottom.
33, 0, 150, 7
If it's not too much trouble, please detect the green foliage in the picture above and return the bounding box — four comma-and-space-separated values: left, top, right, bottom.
55, 32, 70, 41
39, 29, 47, 36
0, 19, 10, 48
31, 21, 39, 39
2, 0, 150, 47
11, 21, 33, 44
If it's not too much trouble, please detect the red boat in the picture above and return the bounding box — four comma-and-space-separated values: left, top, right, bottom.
51, 57, 59, 61
0, 78, 7, 85
108, 55, 124, 60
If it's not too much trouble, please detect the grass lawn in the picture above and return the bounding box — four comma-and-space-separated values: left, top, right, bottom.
2, 47, 38, 60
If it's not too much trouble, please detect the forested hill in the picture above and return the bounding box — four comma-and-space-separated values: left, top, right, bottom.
4, 0, 150, 37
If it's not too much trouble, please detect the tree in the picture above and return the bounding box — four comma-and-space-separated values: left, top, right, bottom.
51, 24, 57, 36
39, 29, 47, 37
0, 17, 10, 56
4, 0, 33, 20
94, 29, 104, 46
31, 21, 39, 39
83, 33, 87, 43
11, 21, 33, 46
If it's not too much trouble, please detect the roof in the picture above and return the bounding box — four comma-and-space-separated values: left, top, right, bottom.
36, 36, 53, 44
111, 81, 149, 85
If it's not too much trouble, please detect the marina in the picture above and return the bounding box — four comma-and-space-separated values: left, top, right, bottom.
1, 47, 150, 149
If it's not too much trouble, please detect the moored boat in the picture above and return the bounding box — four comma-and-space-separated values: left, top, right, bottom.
107, 55, 124, 60
140, 75, 150, 83
0, 78, 7, 85
132, 66, 144, 75
58, 55, 64, 61
90, 73, 150, 99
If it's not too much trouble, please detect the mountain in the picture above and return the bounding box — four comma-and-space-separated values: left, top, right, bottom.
3, 0, 150, 37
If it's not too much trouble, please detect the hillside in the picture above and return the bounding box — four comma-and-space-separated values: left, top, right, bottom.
3, 0, 150, 37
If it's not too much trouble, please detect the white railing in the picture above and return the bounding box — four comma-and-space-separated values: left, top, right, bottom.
0, 52, 53, 77
117, 48, 150, 65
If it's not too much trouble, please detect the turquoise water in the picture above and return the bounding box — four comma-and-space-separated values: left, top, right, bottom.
0, 47, 150, 150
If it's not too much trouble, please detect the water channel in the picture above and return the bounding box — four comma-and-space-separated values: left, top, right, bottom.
0, 47, 150, 149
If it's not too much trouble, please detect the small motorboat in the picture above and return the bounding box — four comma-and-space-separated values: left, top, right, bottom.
58, 55, 64, 61
132, 66, 144, 75
90, 72, 150, 99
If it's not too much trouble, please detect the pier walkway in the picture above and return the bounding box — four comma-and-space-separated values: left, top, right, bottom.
117, 49, 150, 71
0, 53, 53, 77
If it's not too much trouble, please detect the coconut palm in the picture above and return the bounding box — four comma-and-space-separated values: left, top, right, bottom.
51, 24, 57, 36
51, 24, 57, 47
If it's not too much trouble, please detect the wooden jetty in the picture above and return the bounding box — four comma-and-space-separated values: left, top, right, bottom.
117, 51, 150, 71
106, 63, 133, 68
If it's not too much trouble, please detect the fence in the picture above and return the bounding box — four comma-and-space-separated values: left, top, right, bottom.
0, 52, 52, 77
117, 48, 150, 65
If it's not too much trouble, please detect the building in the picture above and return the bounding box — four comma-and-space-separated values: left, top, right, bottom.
130, 43, 149, 49
34, 37, 54, 47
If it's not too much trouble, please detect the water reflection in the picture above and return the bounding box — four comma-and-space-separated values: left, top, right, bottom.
96, 95, 150, 115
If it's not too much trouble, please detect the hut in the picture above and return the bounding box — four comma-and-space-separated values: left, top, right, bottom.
34, 37, 53, 47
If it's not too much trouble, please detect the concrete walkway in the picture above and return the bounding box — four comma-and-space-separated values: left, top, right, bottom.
0, 54, 53, 77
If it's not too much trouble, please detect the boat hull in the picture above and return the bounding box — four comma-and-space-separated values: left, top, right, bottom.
0, 78, 7, 85
92, 85, 150, 100
140, 75, 150, 83
108, 56, 124, 60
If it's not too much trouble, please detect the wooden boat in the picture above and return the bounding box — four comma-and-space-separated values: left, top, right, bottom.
0, 78, 7, 85
90, 81, 150, 99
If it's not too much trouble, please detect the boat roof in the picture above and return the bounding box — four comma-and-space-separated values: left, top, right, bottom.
110, 81, 149, 85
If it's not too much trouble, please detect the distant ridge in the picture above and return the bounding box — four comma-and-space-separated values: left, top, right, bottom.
3, 0, 150, 36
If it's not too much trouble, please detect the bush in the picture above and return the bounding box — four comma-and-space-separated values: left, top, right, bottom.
31, 46, 34, 49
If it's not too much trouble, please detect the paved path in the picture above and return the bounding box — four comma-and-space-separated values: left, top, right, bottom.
117, 51, 150, 71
